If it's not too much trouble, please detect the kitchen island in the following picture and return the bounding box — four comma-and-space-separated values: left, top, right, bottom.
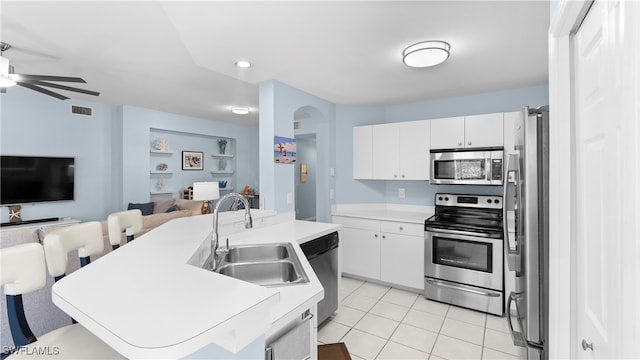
51, 214, 341, 359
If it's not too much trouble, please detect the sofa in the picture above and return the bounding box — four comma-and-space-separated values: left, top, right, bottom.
100, 197, 205, 250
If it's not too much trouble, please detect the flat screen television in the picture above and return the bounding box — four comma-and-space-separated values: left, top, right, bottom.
1, 155, 75, 205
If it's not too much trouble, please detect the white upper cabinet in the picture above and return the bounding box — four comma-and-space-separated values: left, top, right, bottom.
430, 113, 504, 149
355, 120, 430, 180
372, 123, 400, 179
398, 120, 430, 180
353, 125, 373, 179
464, 113, 504, 148
430, 116, 465, 149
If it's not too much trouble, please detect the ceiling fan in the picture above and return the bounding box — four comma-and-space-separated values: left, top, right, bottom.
0, 42, 100, 100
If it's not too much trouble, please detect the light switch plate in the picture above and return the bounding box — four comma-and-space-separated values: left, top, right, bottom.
286, 192, 293, 204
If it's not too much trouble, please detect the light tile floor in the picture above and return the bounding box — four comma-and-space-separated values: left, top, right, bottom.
318, 277, 524, 360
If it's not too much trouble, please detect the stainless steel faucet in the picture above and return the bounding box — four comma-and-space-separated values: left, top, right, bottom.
210, 193, 253, 271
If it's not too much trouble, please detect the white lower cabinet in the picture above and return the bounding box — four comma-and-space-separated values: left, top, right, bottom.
341, 226, 381, 279
334, 216, 424, 291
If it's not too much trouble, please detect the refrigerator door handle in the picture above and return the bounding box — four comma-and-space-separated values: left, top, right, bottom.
503, 154, 522, 274
506, 291, 527, 347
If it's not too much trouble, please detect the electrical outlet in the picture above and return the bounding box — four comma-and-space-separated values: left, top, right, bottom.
330, 167, 335, 177
399, 188, 406, 199
287, 192, 293, 204
330, 189, 335, 199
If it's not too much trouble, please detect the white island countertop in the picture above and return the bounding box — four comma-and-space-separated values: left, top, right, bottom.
51, 214, 341, 359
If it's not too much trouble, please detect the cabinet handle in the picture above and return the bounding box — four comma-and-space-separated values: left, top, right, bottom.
468, 141, 472, 146
394, 174, 398, 178
581, 339, 594, 351
401, 174, 405, 178
374, 234, 378, 238
458, 142, 462, 146
382, 235, 386, 239
399, 226, 403, 231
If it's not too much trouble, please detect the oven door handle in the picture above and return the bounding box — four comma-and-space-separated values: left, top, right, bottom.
425, 278, 501, 297
425, 227, 497, 239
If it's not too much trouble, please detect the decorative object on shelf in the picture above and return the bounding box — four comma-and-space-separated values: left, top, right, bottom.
8, 205, 21, 223
182, 151, 203, 170
155, 178, 167, 191
218, 180, 228, 189
153, 138, 169, 151
217, 139, 227, 154
192, 182, 220, 215
156, 163, 168, 171
217, 159, 228, 171
274, 136, 296, 164
182, 186, 193, 200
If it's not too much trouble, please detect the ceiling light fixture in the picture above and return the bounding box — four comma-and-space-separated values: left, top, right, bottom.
231, 107, 250, 115
402, 40, 451, 68
235, 60, 251, 68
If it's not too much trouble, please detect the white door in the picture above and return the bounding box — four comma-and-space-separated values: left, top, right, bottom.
573, 0, 632, 357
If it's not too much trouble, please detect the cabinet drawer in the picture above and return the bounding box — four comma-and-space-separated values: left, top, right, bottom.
332, 216, 380, 231
380, 221, 424, 237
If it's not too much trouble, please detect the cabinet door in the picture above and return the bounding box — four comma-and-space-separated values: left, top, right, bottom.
353, 126, 373, 179
398, 120, 430, 180
341, 227, 380, 280
372, 123, 400, 179
430, 116, 465, 149
503, 110, 521, 154
380, 233, 425, 290
464, 113, 504, 148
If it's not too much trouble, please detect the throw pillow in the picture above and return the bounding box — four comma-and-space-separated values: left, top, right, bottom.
165, 204, 180, 213
128, 202, 154, 216
151, 197, 175, 213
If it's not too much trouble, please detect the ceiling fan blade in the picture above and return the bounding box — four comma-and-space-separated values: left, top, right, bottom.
28, 80, 100, 96
16, 82, 69, 100
11, 74, 87, 83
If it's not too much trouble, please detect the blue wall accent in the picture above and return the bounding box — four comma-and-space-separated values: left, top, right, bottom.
259, 80, 336, 222
1, 88, 259, 222
1, 87, 117, 222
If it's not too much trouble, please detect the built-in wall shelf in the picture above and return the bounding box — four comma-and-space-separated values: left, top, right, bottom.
211, 153, 234, 158
150, 171, 176, 174
150, 190, 175, 195
150, 150, 174, 155
219, 187, 234, 191
211, 171, 234, 175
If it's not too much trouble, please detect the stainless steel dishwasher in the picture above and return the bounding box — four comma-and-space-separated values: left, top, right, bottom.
300, 231, 339, 325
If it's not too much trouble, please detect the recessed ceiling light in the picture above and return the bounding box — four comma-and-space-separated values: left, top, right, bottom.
235, 60, 251, 68
402, 40, 451, 68
231, 107, 250, 115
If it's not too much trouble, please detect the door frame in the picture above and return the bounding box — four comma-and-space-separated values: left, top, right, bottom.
549, 1, 640, 358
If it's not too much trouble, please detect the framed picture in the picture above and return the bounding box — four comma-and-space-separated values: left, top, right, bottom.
182, 151, 203, 170
274, 136, 296, 164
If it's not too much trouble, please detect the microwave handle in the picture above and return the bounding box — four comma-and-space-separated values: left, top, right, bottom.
503, 154, 522, 274
486, 156, 492, 183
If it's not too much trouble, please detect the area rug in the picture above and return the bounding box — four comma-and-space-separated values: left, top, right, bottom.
318, 342, 351, 360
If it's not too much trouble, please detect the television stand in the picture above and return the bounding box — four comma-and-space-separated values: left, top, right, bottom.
1, 217, 61, 227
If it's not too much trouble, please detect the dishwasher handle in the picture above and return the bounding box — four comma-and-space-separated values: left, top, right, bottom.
301, 231, 339, 259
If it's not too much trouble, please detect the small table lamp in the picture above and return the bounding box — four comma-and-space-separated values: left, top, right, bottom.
192, 182, 220, 214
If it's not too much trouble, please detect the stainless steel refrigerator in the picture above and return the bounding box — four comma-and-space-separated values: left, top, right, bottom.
503, 106, 549, 360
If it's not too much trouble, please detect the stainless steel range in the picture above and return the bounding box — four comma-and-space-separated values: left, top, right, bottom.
424, 193, 504, 315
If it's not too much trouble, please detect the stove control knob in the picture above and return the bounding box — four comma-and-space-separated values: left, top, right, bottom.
444, 197, 449, 201
438, 196, 443, 201
494, 199, 500, 204
487, 199, 492, 204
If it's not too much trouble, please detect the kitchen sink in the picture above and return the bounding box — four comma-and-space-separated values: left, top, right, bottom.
201, 242, 309, 287
217, 261, 307, 286
224, 244, 290, 263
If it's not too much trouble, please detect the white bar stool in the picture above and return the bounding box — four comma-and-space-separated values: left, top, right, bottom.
107, 209, 143, 250
0, 242, 124, 359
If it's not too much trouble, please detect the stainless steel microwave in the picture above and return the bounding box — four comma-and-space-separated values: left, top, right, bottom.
430, 148, 504, 185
